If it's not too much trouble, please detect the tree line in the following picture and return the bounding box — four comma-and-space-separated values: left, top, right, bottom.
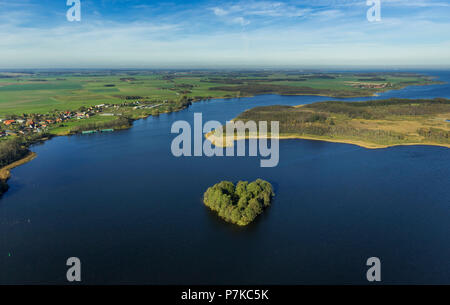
0, 138, 30, 168
304, 98, 450, 119
70, 117, 132, 133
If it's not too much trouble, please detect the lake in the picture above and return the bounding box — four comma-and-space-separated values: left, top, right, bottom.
0, 71, 449, 284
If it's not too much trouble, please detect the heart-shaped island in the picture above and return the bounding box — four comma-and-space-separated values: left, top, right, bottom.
203, 179, 274, 226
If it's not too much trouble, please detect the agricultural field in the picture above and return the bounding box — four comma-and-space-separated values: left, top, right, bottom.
0, 70, 439, 115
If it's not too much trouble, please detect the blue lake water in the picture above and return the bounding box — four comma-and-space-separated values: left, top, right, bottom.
0, 71, 449, 284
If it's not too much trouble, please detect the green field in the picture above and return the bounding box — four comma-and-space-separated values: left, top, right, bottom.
48, 115, 120, 135
0, 71, 439, 115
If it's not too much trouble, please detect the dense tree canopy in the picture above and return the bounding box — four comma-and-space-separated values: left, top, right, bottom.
234, 98, 450, 146
203, 179, 274, 226
0, 138, 29, 168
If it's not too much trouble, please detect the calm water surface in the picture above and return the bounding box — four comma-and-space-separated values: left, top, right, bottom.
0, 71, 449, 284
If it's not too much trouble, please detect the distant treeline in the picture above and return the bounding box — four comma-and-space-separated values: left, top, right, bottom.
203, 179, 274, 226
205, 77, 308, 84
205, 74, 336, 85
355, 72, 422, 78
210, 84, 365, 98
358, 78, 386, 81
304, 98, 450, 119
113, 95, 145, 100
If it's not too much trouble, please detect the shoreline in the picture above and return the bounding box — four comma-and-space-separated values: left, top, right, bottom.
0, 77, 445, 197
0, 104, 188, 196
0, 151, 37, 182
205, 133, 450, 150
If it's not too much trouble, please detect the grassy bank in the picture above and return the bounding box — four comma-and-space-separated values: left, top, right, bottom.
49, 116, 132, 135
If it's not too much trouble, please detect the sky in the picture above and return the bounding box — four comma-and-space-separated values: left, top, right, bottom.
0, 0, 449, 68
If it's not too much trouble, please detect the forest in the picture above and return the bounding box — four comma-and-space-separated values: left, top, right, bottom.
209, 84, 368, 98
203, 179, 274, 226
0, 138, 31, 169
0, 138, 30, 197
0, 132, 50, 196
232, 98, 450, 147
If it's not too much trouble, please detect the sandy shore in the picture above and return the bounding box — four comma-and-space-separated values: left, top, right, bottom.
0, 152, 37, 182
205, 132, 450, 150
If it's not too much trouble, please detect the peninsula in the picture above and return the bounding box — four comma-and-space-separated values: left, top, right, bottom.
206, 98, 450, 149
0, 70, 444, 197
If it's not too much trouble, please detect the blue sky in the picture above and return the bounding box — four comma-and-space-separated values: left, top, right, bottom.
0, 0, 449, 68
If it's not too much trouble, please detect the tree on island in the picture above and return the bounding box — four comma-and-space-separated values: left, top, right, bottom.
203, 179, 274, 226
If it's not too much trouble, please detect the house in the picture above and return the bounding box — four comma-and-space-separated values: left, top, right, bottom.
3, 120, 15, 126
26, 120, 35, 128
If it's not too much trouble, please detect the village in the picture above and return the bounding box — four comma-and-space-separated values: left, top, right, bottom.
0, 99, 167, 138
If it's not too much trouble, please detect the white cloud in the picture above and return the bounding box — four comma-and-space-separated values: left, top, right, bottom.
232, 17, 250, 26
382, 0, 450, 7
0, 0, 449, 67
212, 7, 228, 16
211, 1, 309, 19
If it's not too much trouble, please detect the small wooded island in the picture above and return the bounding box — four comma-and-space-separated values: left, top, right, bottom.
203, 179, 274, 226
